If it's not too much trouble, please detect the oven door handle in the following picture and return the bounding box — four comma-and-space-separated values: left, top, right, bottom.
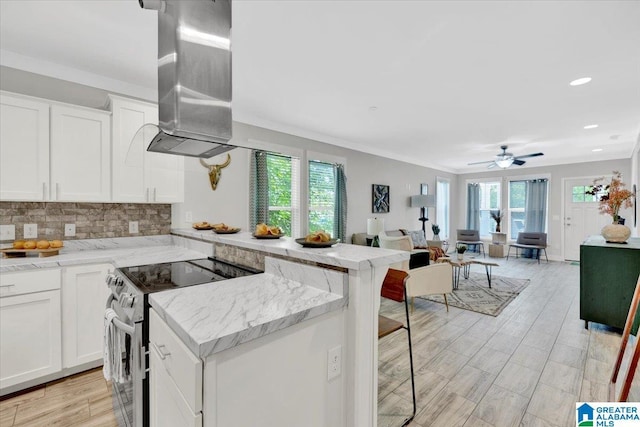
106, 294, 136, 336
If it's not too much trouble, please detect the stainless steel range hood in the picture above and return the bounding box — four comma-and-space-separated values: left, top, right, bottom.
140, 0, 234, 158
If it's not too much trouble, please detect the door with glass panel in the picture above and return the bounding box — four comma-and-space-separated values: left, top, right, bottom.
564, 178, 610, 260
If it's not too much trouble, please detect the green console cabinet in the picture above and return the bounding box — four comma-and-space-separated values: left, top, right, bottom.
580, 236, 640, 334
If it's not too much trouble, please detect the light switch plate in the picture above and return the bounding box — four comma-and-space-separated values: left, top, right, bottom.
185, 211, 193, 223
0, 225, 16, 241
64, 224, 76, 237
129, 221, 139, 234
24, 224, 38, 239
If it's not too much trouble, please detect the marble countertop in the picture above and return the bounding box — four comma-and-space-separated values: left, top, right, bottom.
0, 235, 209, 273
172, 228, 409, 270
150, 257, 348, 359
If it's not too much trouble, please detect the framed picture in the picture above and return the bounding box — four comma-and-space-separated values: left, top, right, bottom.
372, 184, 390, 213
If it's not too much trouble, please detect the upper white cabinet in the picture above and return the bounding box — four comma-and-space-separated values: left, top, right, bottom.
0, 92, 110, 202
109, 95, 184, 203
0, 93, 50, 200
62, 264, 112, 369
50, 105, 111, 201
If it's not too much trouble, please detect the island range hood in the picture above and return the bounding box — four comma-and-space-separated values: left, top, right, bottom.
140, 0, 234, 158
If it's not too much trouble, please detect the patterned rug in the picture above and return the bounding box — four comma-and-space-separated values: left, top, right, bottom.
418, 272, 530, 317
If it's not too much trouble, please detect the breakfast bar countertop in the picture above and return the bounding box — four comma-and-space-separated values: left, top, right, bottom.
172, 228, 409, 271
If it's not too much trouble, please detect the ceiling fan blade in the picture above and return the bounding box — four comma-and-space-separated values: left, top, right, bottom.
467, 160, 496, 165
487, 162, 498, 169
514, 152, 544, 160
513, 159, 526, 166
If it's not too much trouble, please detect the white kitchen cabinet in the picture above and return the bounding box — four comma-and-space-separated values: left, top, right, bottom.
109, 95, 184, 203
149, 309, 202, 427
0, 269, 61, 391
0, 92, 50, 201
62, 264, 112, 368
50, 104, 111, 201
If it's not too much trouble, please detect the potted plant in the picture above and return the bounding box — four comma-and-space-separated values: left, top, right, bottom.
585, 171, 635, 243
456, 244, 467, 260
490, 210, 503, 233
431, 223, 441, 240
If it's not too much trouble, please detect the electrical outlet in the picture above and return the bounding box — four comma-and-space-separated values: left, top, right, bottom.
327, 346, 342, 381
0, 225, 16, 241
129, 221, 139, 234
24, 224, 38, 239
185, 211, 193, 222
64, 224, 76, 237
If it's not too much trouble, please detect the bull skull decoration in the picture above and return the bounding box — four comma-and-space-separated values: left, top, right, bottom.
199, 154, 231, 190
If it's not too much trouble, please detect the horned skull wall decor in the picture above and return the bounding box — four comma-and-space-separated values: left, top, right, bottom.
199, 154, 231, 190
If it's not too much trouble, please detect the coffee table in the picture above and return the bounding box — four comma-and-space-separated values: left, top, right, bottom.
437, 257, 499, 289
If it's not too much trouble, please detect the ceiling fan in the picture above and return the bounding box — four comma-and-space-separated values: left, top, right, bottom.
468, 145, 544, 169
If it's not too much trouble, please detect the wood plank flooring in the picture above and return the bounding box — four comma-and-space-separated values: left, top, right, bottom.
378, 258, 639, 427
0, 368, 117, 427
0, 258, 636, 427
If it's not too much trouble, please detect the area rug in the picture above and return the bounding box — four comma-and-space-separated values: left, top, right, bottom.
417, 272, 530, 317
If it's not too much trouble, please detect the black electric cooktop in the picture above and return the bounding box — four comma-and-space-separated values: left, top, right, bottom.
118, 257, 261, 294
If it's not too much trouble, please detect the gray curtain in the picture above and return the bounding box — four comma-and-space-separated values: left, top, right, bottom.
249, 150, 269, 229
466, 183, 480, 230
524, 179, 548, 232
333, 164, 347, 242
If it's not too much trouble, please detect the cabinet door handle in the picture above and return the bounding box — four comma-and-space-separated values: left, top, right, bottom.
145, 188, 149, 202
56, 183, 60, 200
153, 188, 157, 202
42, 182, 47, 200
153, 343, 171, 360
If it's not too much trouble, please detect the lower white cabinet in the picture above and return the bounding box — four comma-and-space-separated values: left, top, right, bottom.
0, 269, 62, 391
62, 264, 112, 368
149, 309, 202, 427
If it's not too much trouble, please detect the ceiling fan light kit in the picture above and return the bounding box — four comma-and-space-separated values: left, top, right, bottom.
468, 145, 544, 169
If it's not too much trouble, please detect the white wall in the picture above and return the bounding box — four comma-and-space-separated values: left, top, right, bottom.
173, 121, 458, 240
457, 159, 632, 260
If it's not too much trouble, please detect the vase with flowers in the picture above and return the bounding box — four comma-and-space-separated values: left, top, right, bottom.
431, 223, 441, 241
456, 244, 467, 260
585, 171, 635, 243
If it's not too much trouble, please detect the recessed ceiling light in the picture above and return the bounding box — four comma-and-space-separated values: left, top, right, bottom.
592, 148, 603, 152
369, 106, 378, 111
570, 77, 592, 86
584, 124, 598, 129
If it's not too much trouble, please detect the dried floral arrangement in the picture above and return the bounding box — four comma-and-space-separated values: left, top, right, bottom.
585, 171, 634, 224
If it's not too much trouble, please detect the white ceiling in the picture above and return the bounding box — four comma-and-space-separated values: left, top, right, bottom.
1, 0, 639, 173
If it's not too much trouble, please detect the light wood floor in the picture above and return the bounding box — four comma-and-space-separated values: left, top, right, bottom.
0, 368, 117, 427
1, 259, 636, 427
378, 258, 639, 427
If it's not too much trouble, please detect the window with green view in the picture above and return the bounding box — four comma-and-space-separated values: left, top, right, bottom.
265, 153, 295, 236
308, 160, 336, 235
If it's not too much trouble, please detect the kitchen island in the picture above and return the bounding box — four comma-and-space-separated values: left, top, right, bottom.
166, 229, 409, 427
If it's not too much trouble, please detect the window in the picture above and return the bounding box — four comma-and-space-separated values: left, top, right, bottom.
508, 181, 526, 239
251, 150, 346, 241
479, 181, 501, 237
251, 151, 300, 237
308, 160, 336, 234
436, 177, 450, 239
572, 185, 599, 203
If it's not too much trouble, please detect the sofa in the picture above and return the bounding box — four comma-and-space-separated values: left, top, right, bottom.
351, 230, 445, 269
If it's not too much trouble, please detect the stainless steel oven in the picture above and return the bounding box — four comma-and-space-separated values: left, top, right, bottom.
105, 257, 261, 427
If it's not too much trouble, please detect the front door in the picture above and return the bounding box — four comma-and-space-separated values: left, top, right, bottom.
564, 177, 610, 260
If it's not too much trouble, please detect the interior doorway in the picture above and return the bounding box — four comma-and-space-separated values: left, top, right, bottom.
563, 177, 610, 260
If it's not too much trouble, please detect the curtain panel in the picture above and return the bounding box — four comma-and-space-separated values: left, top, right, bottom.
524, 179, 548, 232
334, 164, 347, 242
466, 183, 480, 230
249, 150, 269, 230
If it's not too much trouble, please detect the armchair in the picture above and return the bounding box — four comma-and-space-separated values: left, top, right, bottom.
378, 231, 453, 312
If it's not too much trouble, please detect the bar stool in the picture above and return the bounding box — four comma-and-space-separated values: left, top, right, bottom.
379, 269, 416, 426
609, 275, 640, 402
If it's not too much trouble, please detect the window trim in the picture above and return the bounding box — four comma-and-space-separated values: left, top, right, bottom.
436, 176, 450, 240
